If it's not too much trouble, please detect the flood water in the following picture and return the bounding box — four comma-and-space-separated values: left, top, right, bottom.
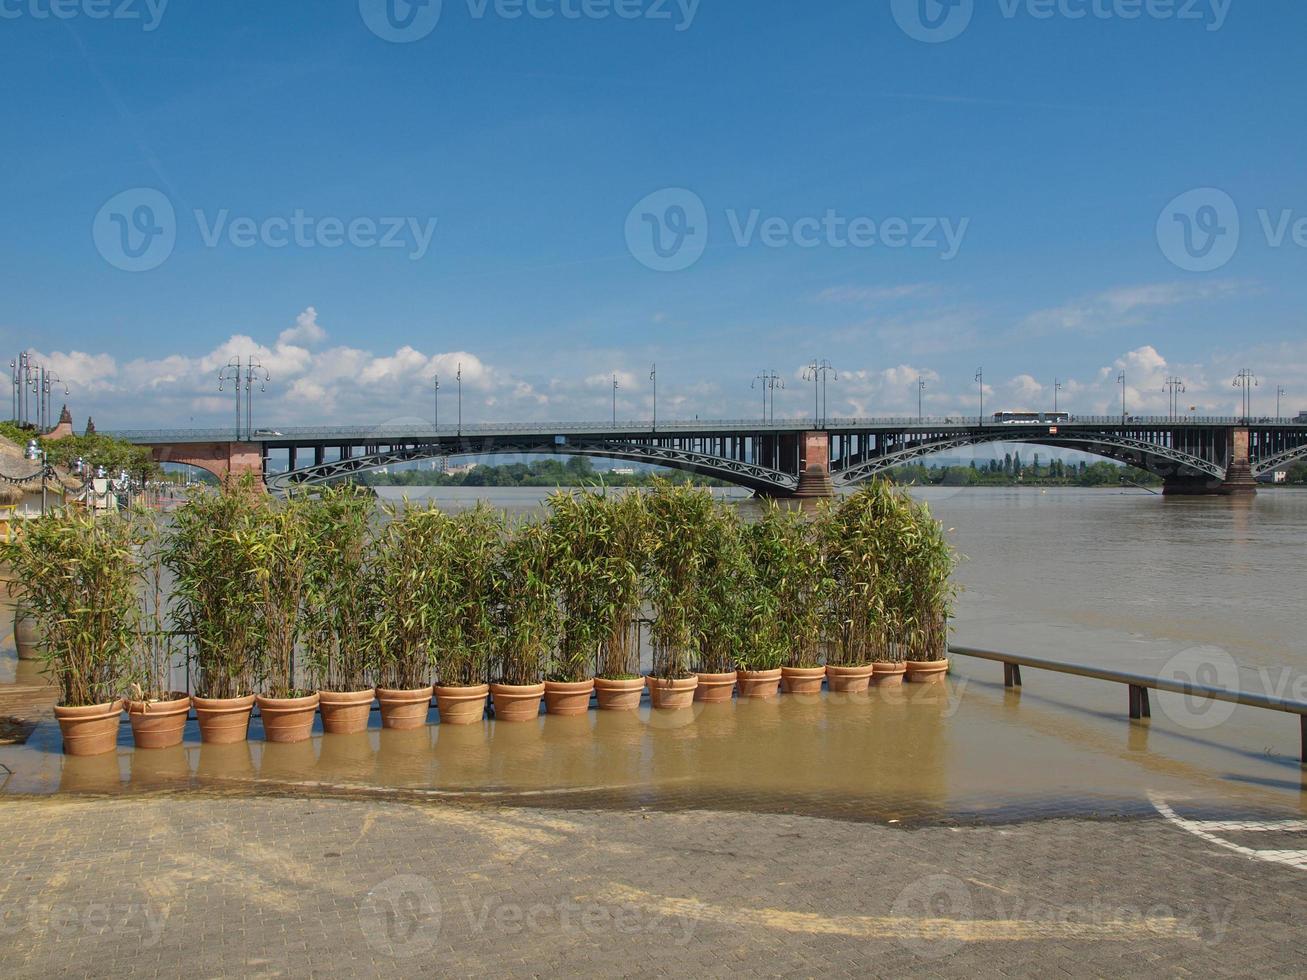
3, 486, 1306, 824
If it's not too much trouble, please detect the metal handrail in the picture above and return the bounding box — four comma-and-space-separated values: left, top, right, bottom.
104, 415, 1307, 443
949, 644, 1307, 763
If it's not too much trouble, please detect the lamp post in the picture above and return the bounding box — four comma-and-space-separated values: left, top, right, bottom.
612, 373, 619, 427
1117, 371, 1127, 423
1163, 376, 1186, 420
433, 374, 440, 431
218, 358, 243, 440
918, 379, 927, 423
1232, 368, 1258, 422
753, 370, 782, 424
975, 368, 985, 425
1276, 385, 1286, 420
1053, 378, 1063, 415
242, 358, 268, 441
456, 363, 463, 436
803, 360, 837, 427
650, 364, 657, 431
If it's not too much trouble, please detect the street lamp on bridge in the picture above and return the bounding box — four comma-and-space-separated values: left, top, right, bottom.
433, 373, 440, 430
612, 373, 619, 426
1276, 385, 1287, 420
918, 379, 927, 422
1163, 376, 1186, 421
1053, 378, 1063, 415
975, 368, 985, 425
1232, 368, 1259, 422
1117, 371, 1128, 423
803, 359, 837, 427
753, 370, 783, 424
650, 364, 657, 431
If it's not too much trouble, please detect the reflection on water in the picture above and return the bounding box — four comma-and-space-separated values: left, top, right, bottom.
3, 487, 1306, 824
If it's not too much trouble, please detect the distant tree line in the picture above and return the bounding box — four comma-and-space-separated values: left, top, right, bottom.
352, 456, 731, 489
887, 454, 1163, 488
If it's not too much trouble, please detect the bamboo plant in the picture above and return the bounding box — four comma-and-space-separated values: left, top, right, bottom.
693, 504, 756, 673
434, 504, 504, 687
241, 495, 315, 699
889, 495, 958, 662
494, 520, 559, 686
2, 508, 142, 707
818, 482, 898, 666
644, 481, 717, 680
303, 487, 377, 692
131, 508, 178, 702
742, 502, 828, 671
546, 489, 648, 681
164, 477, 266, 699
370, 500, 441, 690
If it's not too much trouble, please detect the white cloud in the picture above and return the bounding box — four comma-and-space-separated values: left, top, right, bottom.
1018, 280, 1243, 337
276, 307, 327, 347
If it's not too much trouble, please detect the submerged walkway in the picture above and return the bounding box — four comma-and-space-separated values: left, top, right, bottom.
1, 794, 1304, 977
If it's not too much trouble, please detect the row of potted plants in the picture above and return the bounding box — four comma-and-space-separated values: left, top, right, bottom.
4, 478, 957, 756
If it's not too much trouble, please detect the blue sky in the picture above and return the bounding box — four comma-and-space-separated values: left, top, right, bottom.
3, 0, 1305, 428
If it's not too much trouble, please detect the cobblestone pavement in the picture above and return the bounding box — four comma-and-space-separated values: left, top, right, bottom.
1, 793, 1304, 978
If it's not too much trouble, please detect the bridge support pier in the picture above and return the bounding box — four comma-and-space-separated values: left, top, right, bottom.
1162, 428, 1258, 497
790, 431, 835, 498
150, 441, 263, 483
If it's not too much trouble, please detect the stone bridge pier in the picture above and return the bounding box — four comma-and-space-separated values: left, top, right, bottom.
1162, 427, 1258, 496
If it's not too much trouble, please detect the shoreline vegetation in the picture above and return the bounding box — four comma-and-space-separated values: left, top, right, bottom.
345, 454, 1294, 490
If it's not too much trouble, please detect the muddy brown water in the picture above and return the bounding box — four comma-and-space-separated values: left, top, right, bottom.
2, 486, 1305, 825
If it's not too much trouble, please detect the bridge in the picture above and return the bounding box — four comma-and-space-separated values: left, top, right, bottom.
110, 416, 1307, 498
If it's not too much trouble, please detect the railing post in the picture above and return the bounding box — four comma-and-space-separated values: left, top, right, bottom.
1004, 663, 1022, 688
1129, 684, 1150, 720
1301, 715, 1306, 768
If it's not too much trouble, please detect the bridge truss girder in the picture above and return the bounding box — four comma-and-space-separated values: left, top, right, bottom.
832, 429, 1227, 485
265, 438, 798, 497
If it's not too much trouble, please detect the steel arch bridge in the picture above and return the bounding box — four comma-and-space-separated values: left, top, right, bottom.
112, 414, 1307, 497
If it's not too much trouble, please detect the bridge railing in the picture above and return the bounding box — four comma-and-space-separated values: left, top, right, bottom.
950, 644, 1307, 764
107, 415, 1304, 444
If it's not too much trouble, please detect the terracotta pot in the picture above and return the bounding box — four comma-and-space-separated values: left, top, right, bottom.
192, 694, 256, 745
694, 671, 737, 703
126, 693, 191, 750
737, 668, 782, 699
434, 684, 489, 726
377, 686, 434, 730
594, 676, 645, 711
872, 661, 907, 687
544, 679, 594, 716
781, 666, 827, 695
256, 693, 320, 744
54, 700, 123, 757
491, 683, 545, 723
906, 659, 950, 684
646, 675, 698, 710
825, 664, 874, 693
14, 607, 44, 661
318, 689, 375, 735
